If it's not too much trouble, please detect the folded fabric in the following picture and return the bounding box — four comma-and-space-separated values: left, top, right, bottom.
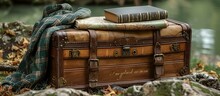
1, 3, 91, 92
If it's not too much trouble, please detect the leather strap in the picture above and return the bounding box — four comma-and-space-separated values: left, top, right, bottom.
153, 30, 164, 79
88, 30, 99, 88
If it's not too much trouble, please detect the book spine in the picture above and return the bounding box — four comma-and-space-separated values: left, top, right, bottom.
76, 20, 168, 31
118, 10, 168, 23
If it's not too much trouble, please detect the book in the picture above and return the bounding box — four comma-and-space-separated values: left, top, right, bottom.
104, 5, 168, 23
75, 16, 168, 31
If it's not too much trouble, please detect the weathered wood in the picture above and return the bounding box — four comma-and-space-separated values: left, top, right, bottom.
49, 19, 191, 89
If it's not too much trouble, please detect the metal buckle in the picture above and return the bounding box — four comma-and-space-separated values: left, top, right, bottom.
88, 59, 99, 72
154, 54, 164, 66
122, 46, 130, 56
89, 82, 97, 88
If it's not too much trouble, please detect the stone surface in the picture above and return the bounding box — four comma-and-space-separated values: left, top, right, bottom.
123, 73, 220, 96
17, 88, 90, 96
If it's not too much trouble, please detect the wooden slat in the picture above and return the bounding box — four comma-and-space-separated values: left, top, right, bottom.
63, 52, 184, 68
62, 43, 186, 58
63, 60, 184, 87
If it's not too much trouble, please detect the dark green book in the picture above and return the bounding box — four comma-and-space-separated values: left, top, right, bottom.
104, 5, 168, 23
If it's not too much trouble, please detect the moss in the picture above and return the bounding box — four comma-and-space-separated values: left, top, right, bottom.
173, 82, 184, 96
191, 82, 211, 94
124, 87, 143, 96
154, 82, 173, 96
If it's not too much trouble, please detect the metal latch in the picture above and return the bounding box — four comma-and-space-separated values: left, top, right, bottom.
154, 54, 164, 66
69, 49, 80, 58
122, 46, 130, 56
113, 50, 119, 57
170, 43, 180, 52
132, 49, 138, 56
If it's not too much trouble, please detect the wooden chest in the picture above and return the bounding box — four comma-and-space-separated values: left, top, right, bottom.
49, 19, 191, 88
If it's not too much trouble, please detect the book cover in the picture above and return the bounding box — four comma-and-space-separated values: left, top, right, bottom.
104, 5, 168, 23
75, 17, 168, 31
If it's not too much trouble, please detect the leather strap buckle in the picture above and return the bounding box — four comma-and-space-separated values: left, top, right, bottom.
154, 54, 164, 79
88, 59, 99, 72
89, 71, 98, 88
154, 54, 164, 66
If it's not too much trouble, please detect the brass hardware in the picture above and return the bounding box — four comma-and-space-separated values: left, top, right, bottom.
69, 49, 80, 58
182, 31, 189, 40
170, 43, 180, 52
132, 49, 138, 56
113, 50, 119, 57
122, 46, 130, 56
154, 54, 164, 65
89, 59, 99, 70
58, 77, 67, 87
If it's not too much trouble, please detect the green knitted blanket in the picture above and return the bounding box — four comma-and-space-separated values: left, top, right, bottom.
1, 3, 91, 92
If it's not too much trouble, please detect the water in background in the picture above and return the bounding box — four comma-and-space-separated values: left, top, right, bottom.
0, 0, 220, 64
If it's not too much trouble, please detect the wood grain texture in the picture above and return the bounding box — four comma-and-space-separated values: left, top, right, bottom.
49, 19, 191, 88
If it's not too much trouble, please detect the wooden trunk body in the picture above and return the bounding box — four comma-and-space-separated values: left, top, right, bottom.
49, 19, 191, 88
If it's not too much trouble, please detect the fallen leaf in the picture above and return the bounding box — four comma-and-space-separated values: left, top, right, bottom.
0, 85, 14, 96
208, 70, 218, 78
11, 45, 19, 51
11, 59, 20, 66
19, 48, 27, 56
216, 62, 220, 68
5, 29, 16, 36
103, 85, 117, 96
22, 37, 29, 47
19, 88, 31, 94
7, 52, 16, 59
195, 61, 204, 71
0, 50, 3, 63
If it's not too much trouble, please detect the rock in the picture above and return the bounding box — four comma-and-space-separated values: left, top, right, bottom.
123, 79, 220, 96
122, 72, 220, 96
123, 85, 143, 96
17, 88, 91, 96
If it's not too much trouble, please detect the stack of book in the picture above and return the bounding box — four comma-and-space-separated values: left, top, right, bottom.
75, 5, 168, 31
